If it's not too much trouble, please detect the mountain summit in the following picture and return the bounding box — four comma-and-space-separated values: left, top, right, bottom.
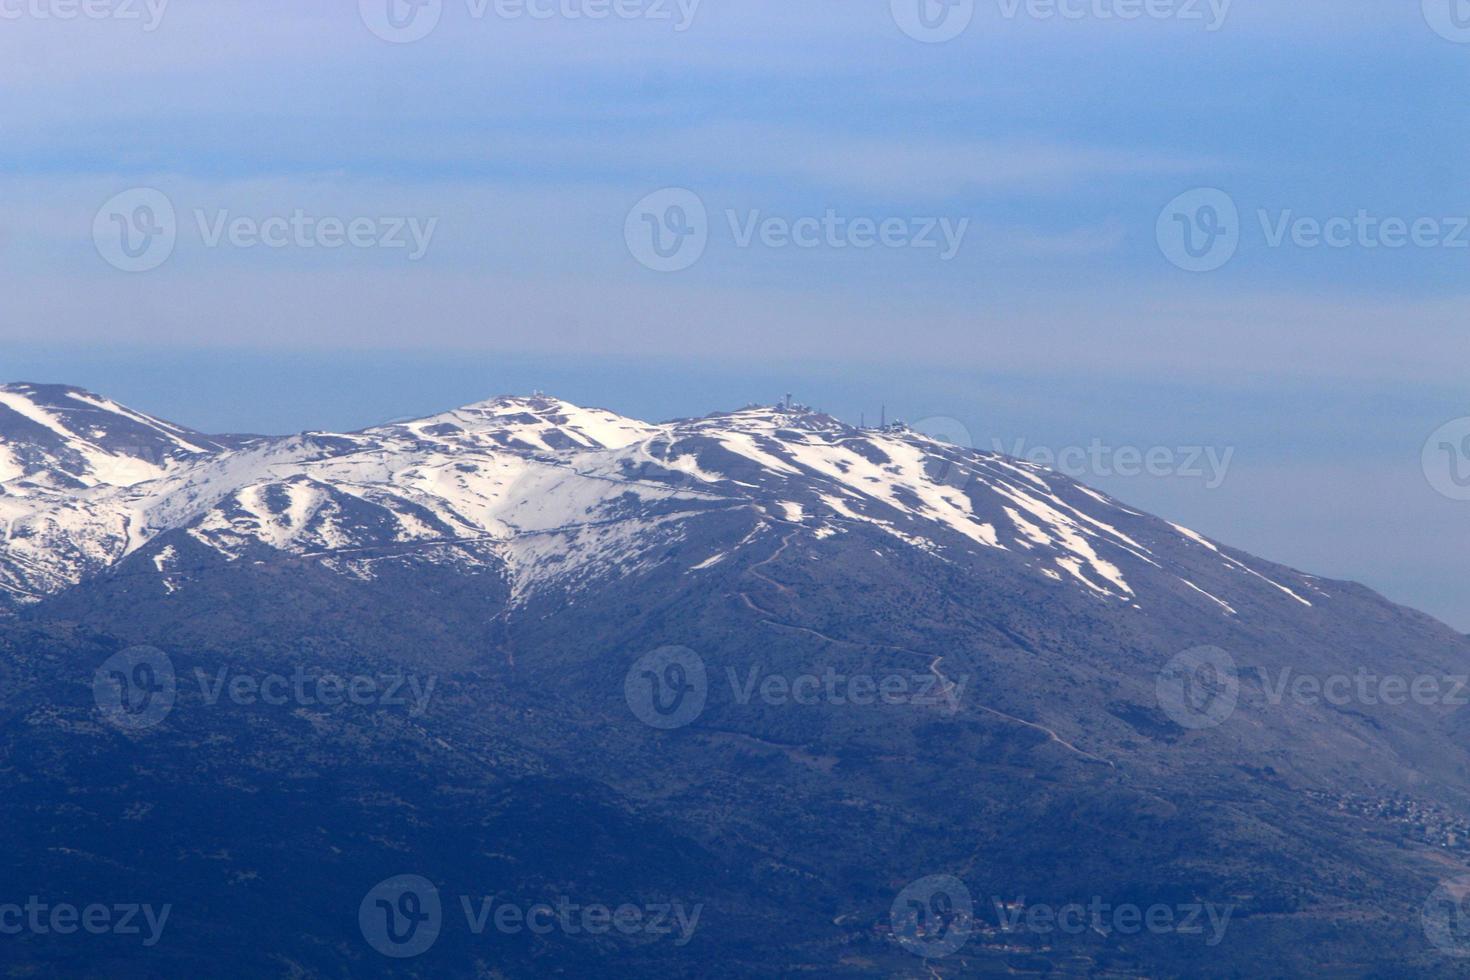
1, 385, 1320, 619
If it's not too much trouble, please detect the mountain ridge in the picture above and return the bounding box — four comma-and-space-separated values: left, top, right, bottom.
1, 382, 1332, 625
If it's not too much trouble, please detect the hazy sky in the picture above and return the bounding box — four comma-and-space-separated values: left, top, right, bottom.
2, 1, 1469, 628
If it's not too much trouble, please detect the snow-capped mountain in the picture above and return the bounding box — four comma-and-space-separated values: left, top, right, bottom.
0, 384, 1319, 617
7, 383, 1470, 978
0, 383, 256, 602
0, 382, 243, 490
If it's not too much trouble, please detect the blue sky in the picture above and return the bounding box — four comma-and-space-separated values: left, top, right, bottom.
2, 0, 1469, 627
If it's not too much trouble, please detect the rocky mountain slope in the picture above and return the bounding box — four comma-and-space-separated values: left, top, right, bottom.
3, 383, 1470, 977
